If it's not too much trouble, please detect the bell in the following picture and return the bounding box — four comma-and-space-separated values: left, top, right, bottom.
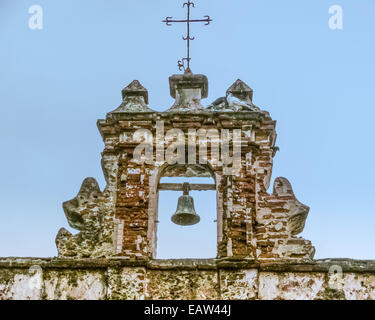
171, 183, 200, 226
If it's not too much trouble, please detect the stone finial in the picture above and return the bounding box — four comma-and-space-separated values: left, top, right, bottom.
121, 80, 149, 104
207, 79, 259, 112
167, 72, 208, 112
109, 80, 153, 113
226, 79, 253, 103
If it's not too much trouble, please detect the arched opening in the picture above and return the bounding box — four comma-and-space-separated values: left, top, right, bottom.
153, 164, 218, 259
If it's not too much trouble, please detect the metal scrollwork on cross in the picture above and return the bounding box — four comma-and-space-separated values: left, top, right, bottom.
163, 1, 212, 73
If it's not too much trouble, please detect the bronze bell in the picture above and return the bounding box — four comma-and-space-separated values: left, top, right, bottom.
171, 183, 200, 226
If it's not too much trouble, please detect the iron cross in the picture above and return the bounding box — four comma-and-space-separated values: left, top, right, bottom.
163, 1, 212, 73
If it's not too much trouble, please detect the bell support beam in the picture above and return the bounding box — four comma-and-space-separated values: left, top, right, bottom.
158, 183, 216, 191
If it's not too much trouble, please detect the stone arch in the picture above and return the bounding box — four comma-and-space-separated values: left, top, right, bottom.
147, 163, 220, 258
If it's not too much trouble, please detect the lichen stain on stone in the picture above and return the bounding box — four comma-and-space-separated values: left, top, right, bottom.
258, 272, 326, 300
147, 270, 219, 300
43, 270, 106, 300
0, 269, 42, 300
340, 273, 375, 300
220, 269, 258, 300
107, 267, 146, 300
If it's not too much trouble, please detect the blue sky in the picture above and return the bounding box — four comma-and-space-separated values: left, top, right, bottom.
0, 0, 374, 259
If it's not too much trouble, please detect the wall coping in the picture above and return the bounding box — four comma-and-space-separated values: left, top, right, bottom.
0, 258, 374, 273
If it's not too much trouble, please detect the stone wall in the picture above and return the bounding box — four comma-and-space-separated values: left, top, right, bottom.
0, 258, 374, 300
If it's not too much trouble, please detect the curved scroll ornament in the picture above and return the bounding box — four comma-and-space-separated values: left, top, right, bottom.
273, 177, 309, 236
267, 177, 316, 261
55, 178, 114, 258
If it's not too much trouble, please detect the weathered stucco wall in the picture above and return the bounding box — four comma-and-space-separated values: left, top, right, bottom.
0, 258, 374, 300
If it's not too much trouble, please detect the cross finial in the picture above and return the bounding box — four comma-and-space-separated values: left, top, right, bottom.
163, 1, 212, 73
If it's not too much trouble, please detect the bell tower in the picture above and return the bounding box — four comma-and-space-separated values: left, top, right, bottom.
56, 71, 315, 262
56, 0, 314, 262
